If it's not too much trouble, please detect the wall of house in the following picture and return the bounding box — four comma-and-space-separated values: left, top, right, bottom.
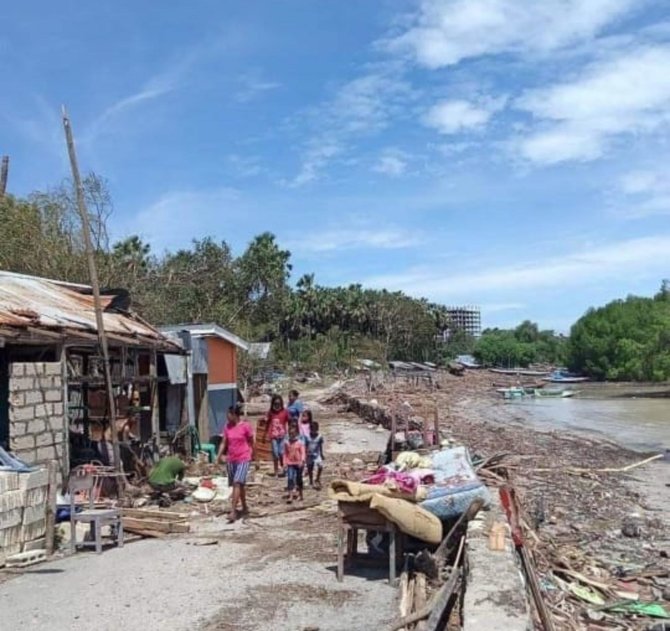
8, 362, 65, 485
206, 338, 237, 385
205, 338, 238, 438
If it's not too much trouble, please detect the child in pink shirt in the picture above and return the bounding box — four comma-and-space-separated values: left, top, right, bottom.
283, 424, 306, 503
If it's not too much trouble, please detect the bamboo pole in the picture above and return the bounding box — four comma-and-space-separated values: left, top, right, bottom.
61, 107, 122, 481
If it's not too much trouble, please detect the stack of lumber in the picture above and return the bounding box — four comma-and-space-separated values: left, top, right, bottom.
121, 508, 189, 538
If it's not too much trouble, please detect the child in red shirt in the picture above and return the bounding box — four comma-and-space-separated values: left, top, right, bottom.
283, 423, 306, 503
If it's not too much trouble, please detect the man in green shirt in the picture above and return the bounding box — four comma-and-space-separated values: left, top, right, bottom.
148, 456, 186, 492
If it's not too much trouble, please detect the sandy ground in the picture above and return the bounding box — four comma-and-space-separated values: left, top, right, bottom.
0, 400, 394, 631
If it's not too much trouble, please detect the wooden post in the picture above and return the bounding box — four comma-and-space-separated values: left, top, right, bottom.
0, 155, 8, 197
61, 108, 122, 480
45, 460, 58, 555
150, 349, 159, 441
433, 405, 440, 447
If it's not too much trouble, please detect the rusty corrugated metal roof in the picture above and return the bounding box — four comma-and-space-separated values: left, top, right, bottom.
0, 270, 178, 349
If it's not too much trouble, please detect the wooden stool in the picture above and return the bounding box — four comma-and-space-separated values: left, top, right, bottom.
337, 502, 401, 584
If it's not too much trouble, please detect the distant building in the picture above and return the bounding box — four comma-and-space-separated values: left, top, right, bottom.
446, 306, 482, 338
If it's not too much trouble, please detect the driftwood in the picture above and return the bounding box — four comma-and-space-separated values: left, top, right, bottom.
434, 498, 484, 563
389, 535, 466, 631
533, 453, 663, 475
413, 573, 427, 631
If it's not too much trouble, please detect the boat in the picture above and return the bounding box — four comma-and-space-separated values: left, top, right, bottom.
489, 368, 549, 376
497, 386, 534, 399
542, 370, 588, 383
535, 389, 578, 398
456, 355, 481, 369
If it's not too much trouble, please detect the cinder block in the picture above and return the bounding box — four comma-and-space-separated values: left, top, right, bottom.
10, 405, 35, 422
22, 537, 46, 552
13, 449, 37, 464
0, 472, 20, 494
9, 391, 25, 407
9, 363, 24, 378
27, 419, 46, 434
45, 363, 62, 376
6, 549, 47, 568
36, 446, 58, 462
21, 518, 46, 542
0, 490, 25, 512
18, 469, 49, 492
24, 391, 44, 405
1, 542, 22, 558
10, 377, 34, 391
24, 486, 47, 507
45, 389, 62, 403
22, 504, 46, 525
34, 404, 48, 418
35, 432, 55, 448
24, 364, 38, 376
0, 525, 22, 548
0, 508, 23, 530
10, 434, 35, 451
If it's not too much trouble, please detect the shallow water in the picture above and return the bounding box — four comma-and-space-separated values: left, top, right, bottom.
507, 397, 670, 451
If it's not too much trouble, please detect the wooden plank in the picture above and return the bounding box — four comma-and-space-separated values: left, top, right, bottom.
122, 508, 187, 521
122, 517, 189, 534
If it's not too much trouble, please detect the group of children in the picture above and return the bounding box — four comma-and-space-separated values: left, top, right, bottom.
265, 390, 325, 503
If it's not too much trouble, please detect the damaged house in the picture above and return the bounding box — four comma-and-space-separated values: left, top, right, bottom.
0, 270, 183, 485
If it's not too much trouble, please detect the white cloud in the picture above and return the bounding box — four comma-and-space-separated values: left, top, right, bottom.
235, 71, 281, 103
287, 142, 343, 187
616, 168, 670, 217
287, 70, 414, 186
364, 235, 670, 299
289, 226, 423, 253
423, 99, 503, 134
133, 188, 243, 250
388, 0, 639, 68
515, 45, 670, 164
373, 149, 409, 176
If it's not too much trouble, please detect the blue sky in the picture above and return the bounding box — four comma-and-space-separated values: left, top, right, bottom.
2, 1, 670, 332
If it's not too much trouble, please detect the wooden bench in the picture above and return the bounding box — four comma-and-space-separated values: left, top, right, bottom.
337, 501, 402, 584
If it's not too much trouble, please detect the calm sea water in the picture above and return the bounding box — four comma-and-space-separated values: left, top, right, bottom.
507, 397, 670, 452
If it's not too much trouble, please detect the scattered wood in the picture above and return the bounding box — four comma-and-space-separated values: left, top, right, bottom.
121, 508, 189, 536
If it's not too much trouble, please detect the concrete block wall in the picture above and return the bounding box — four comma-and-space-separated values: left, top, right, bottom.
8, 362, 65, 484
0, 469, 49, 563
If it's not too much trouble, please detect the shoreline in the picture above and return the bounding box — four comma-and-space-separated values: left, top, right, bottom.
335, 372, 669, 625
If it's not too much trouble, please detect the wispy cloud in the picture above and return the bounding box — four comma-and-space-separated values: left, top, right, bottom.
387, 0, 639, 68
373, 148, 410, 176
133, 188, 243, 251
615, 168, 670, 217
83, 46, 208, 143
286, 68, 415, 186
288, 224, 424, 253
423, 98, 506, 134
364, 235, 670, 299
235, 70, 281, 103
514, 45, 670, 164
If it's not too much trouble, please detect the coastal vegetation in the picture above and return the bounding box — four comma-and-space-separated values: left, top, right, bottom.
568, 283, 670, 381
1, 177, 668, 380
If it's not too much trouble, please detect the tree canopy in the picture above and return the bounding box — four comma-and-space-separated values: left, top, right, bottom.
568, 287, 670, 381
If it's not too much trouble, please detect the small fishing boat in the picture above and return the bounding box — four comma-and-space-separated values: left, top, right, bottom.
497, 386, 534, 399
535, 389, 578, 398
489, 368, 549, 377
542, 370, 588, 383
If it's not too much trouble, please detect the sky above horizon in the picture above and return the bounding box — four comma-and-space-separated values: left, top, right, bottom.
2, 1, 670, 333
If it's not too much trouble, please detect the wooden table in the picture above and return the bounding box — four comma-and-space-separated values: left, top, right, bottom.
337, 501, 402, 584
